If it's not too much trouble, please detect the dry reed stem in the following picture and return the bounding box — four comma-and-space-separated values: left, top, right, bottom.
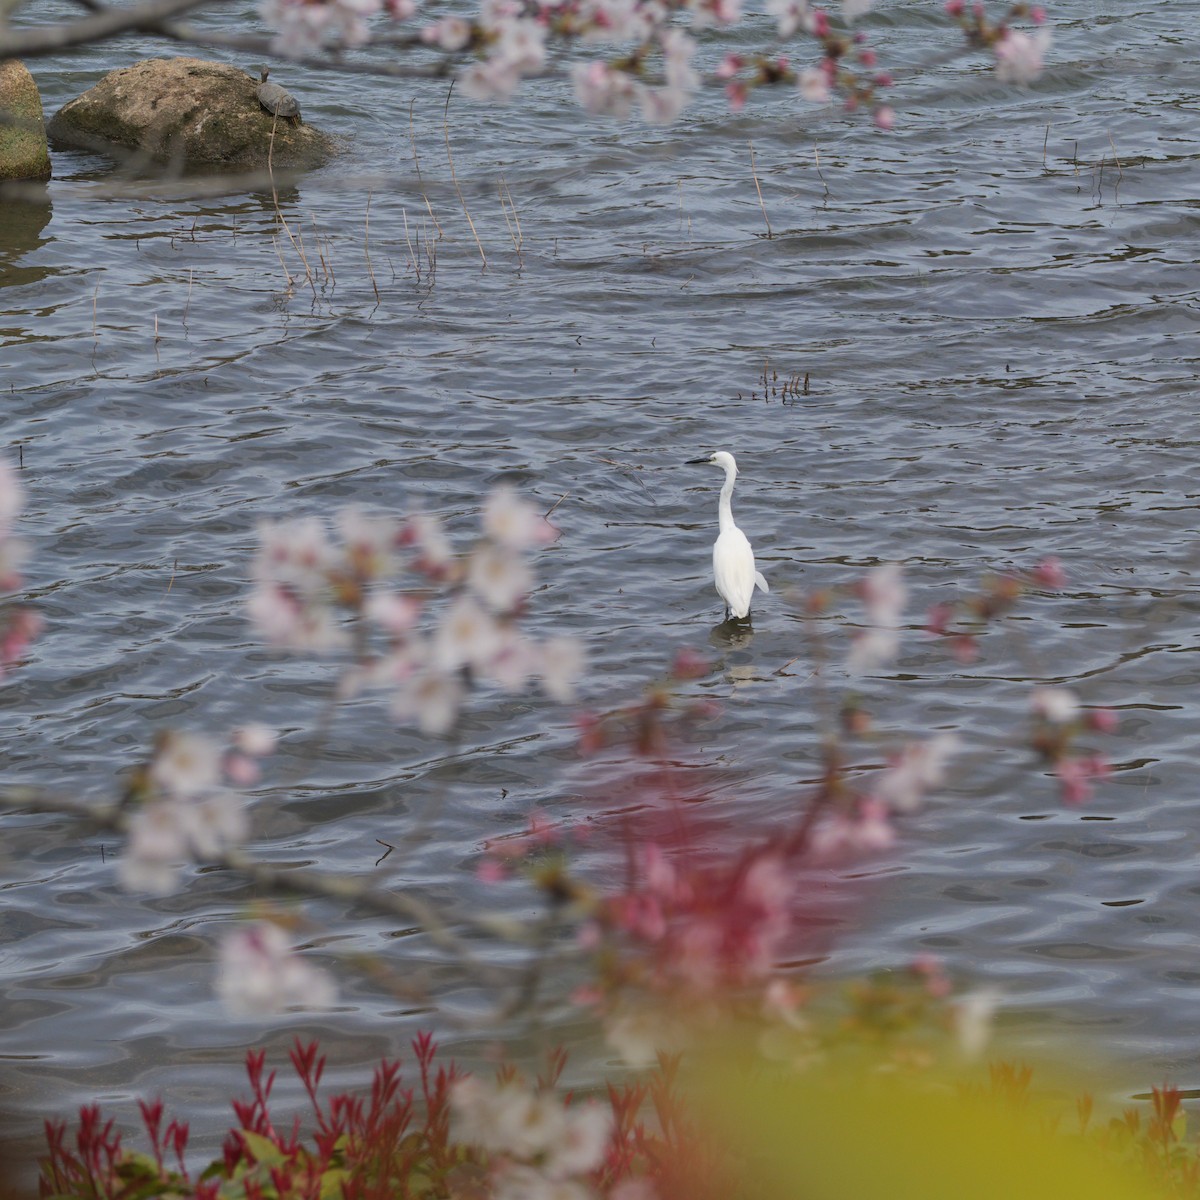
498, 175, 523, 257
402, 207, 420, 281
409, 98, 446, 241
266, 115, 314, 295
364, 189, 381, 302
1107, 132, 1123, 201
443, 83, 487, 269
183, 268, 193, 326
271, 234, 294, 293
813, 142, 829, 202
310, 214, 332, 285
749, 140, 771, 238
677, 179, 692, 240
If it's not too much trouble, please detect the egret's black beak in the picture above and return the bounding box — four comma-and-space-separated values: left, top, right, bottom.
685, 456, 710, 465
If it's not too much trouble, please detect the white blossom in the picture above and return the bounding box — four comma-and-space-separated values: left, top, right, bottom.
1030, 686, 1080, 724
765, 0, 807, 37
0, 458, 22, 531
150, 731, 223, 798
873, 733, 959, 813
216, 922, 338, 1017
539, 636, 585, 703
485, 486, 551, 549
955, 988, 1001, 1059
994, 26, 1052, 86
120, 802, 190, 895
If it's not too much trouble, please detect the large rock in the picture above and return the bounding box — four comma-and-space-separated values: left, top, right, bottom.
48, 57, 335, 173
0, 60, 52, 182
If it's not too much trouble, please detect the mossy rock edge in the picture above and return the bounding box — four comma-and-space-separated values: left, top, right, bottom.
0, 60, 52, 183
48, 57, 336, 172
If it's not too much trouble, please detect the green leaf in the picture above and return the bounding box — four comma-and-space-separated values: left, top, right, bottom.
319, 1167, 351, 1199
239, 1130, 288, 1169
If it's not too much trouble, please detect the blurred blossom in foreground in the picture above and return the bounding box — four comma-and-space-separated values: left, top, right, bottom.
954, 988, 1001, 1060
216, 921, 338, 1017
993, 26, 1051, 85
0, 457, 40, 679
451, 1075, 612, 1195
248, 486, 584, 734
119, 727, 273, 895
1030, 686, 1080, 725
848, 562, 907, 673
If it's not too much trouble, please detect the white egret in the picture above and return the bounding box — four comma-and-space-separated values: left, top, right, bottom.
686, 450, 769, 622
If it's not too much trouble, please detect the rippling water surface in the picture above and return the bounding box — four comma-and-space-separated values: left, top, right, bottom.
3, 0, 1200, 1174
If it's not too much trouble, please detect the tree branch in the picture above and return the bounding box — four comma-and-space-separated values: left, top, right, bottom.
0, 0, 231, 56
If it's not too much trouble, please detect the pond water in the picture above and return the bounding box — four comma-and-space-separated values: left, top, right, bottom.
3, 0, 1200, 1178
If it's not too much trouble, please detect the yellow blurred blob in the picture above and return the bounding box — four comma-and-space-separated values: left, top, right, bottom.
689, 1044, 1160, 1200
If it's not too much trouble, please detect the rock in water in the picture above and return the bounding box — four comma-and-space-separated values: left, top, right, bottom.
48, 57, 334, 173
0, 60, 52, 183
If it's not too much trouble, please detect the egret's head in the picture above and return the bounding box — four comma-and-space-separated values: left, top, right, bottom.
686, 450, 738, 476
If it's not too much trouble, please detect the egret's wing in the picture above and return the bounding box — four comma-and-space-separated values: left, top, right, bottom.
713, 530, 756, 619
754, 570, 769, 594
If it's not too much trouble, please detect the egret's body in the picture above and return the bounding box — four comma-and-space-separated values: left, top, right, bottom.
687, 450, 769, 621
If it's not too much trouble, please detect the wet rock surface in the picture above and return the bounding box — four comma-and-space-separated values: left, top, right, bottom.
0, 60, 52, 182
47, 57, 335, 172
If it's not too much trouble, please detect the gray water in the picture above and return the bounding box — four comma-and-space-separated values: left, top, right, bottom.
3, 0, 1200, 1176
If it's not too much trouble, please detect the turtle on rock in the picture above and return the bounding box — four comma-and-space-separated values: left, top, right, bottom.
255, 67, 302, 126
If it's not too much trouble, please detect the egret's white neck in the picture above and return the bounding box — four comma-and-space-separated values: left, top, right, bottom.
718, 462, 737, 533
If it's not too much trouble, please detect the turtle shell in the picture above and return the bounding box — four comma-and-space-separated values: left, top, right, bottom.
257, 79, 300, 120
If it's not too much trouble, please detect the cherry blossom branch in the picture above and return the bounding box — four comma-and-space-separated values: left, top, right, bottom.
0, 785, 520, 977
0, 0, 230, 56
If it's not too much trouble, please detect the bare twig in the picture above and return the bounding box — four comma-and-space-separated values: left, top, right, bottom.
443, 83, 486, 269
364, 189, 381, 302
748, 139, 772, 239
0, 785, 516, 980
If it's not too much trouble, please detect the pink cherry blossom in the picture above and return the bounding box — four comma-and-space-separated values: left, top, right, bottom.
797, 66, 831, 103
1054, 754, 1110, 807
810, 800, 896, 859
261, 0, 380, 55
1030, 555, 1066, 588
572, 61, 638, 118
422, 15, 473, 48
216, 922, 337, 1016
766, 0, 808, 37
483, 485, 557, 549
873, 733, 959, 813
993, 26, 1052, 85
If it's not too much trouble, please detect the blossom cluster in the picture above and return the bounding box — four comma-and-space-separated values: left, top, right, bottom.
945, 0, 1052, 86
0, 457, 41, 681
257, 0, 1051, 124
216, 919, 338, 1016
810, 731, 959, 859
1030, 685, 1115, 806
119, 725, 276, 894
451, 1075, 613, 1200
247, 487, 583, 735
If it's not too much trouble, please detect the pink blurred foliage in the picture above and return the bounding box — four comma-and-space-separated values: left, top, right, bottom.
255, 0, 1050, 124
